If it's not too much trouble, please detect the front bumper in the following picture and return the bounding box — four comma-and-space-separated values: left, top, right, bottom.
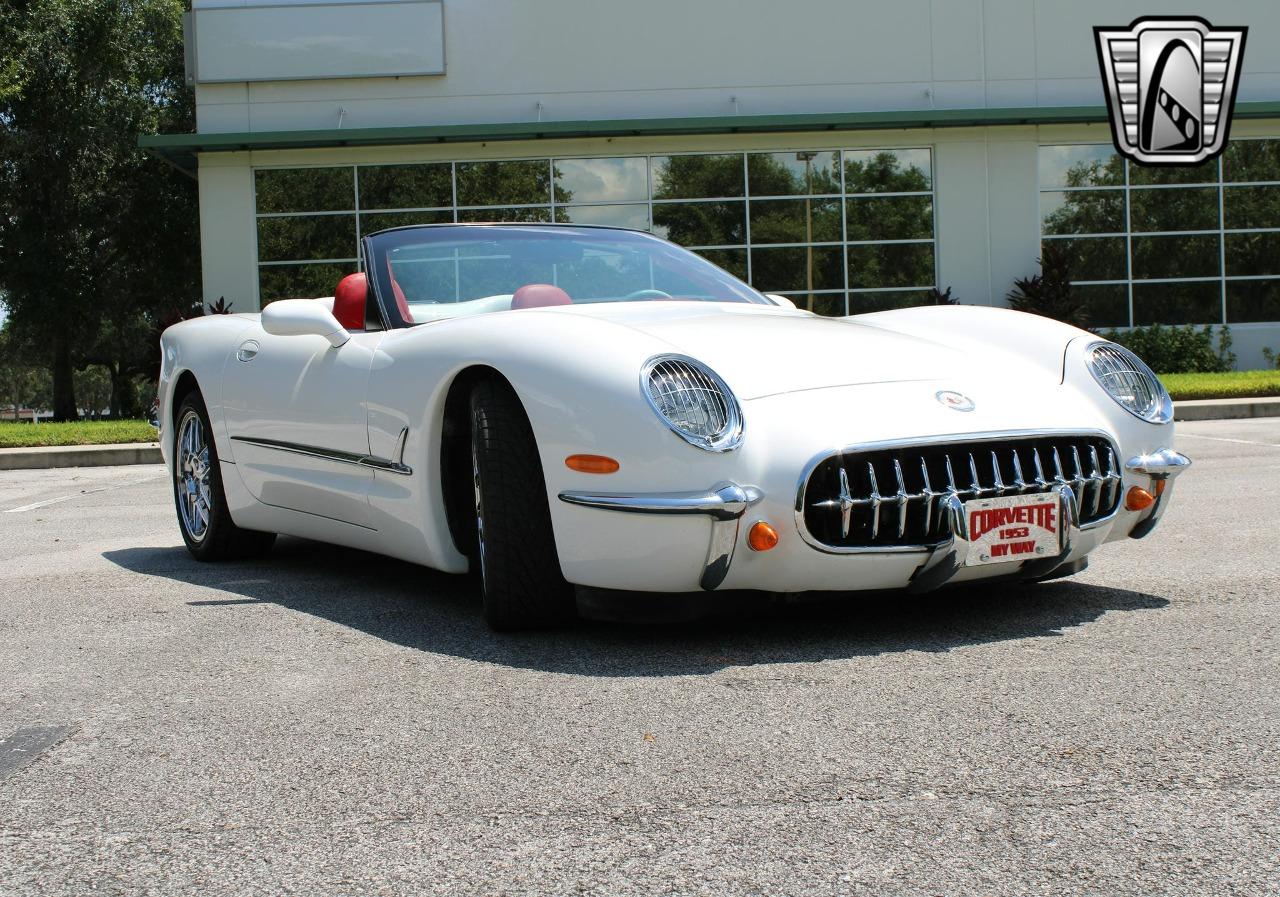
556, 446, 1190, 593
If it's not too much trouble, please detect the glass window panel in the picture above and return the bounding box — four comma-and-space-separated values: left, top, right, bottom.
255, 167, 353, 214
1073, 284, 1130, 328
651, 154, 744, 200
457, 206, 551, 223
848, 243, 934, 289
1223, 184, 1280, 230
361, 210, 454, 234
1037, 145, 1122, 189
844, 149, 931, 194
554, 204, 649, 230
1226, 279, 1280, 323
1131, 234, 1220, 280
258, 263, 353, 305
358, 164, 452, 210
846, 195, 933, 241
747, 151, 841, 196
749, 198, 842, 244
1041, 190, 1124, 235
774, 293, 847, 316
848, 290, 934, 313
651, 200, 745, 246
1132, 281, 1222, 325
455, 160, 552, 207
749, 246, 843, 293
694, 249, 747, 281
1128, 186, 1219, 232
256, 215, 356, 262
1044, 237, 1127, 281
388, 256, 461, 303
1225, 232, 1280, 277
1223, 139, 1280, 183
457, 256, 557, 300
553, 157, 647, 204
1128, 160, 1217, 186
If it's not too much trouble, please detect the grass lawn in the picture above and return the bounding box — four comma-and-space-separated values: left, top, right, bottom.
1160, 369, 1280, 401
0, 419, 158, 449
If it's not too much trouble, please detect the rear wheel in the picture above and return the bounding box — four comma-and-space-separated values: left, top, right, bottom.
469, 378, 574, 630
173, 391, 276, 561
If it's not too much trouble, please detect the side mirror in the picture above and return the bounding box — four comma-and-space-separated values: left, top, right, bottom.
765, 293, 797, 309
261, 299, 350, 348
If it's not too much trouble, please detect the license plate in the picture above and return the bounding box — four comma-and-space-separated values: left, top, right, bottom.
964, 492, 1062, 567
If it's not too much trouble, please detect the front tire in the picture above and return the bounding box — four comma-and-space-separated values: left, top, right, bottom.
470, 378, 574, 630
173, 391, 276, 561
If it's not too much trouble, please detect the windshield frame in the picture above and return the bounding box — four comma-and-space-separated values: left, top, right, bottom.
361, 222, 770, 328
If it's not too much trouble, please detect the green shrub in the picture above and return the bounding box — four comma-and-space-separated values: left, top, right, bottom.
1098, 323, 1236, 373
1007, 244, 1089, 328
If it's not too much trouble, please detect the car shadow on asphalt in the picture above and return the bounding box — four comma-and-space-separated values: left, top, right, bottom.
103, 537, 1169, 677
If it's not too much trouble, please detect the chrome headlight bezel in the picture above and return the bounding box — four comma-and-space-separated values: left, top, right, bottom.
641, 354, 744, 452
1085, 341, 1173, 424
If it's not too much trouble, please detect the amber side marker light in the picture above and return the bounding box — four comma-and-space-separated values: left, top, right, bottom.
748, 521, 780, 552
565, 454, 620, 474
1125, 486, 1156, 512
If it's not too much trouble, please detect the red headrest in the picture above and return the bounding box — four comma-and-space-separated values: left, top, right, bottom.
511, 284, 572, 310
333, 273, 367, 331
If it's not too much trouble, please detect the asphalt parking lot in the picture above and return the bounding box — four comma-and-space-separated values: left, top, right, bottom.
1, 418, 1277, 896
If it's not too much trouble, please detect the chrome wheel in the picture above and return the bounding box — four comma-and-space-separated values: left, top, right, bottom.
471, 433, 487, 575
176, 409, 213, 543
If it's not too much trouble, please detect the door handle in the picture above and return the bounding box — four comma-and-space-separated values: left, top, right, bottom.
236, 340, 260, 362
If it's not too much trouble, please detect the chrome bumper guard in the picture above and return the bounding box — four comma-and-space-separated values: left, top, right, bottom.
1125, 447, 1191, 539
558, 483, 763, 591
908, 483, 1080, 593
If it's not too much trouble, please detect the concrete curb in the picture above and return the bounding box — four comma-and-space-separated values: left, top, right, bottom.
1174, 397, 1280, 422
0, 442, 163, 471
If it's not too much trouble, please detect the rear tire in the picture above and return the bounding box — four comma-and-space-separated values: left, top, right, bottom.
470, 378, 574, 630
173, 391, 276, 562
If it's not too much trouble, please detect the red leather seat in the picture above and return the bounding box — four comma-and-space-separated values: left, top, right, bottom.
511, 284, 572, 310
333, 273, 367, 330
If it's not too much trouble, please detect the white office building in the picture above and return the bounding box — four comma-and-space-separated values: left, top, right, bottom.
144, 0, 1280, 367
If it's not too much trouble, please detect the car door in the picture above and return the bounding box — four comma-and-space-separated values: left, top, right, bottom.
221, 323, 382, 528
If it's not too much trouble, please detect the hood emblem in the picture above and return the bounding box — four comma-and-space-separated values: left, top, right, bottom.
936, 390, 975, 412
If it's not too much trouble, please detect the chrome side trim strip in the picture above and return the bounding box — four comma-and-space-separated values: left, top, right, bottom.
230, 434, 413, 476
793, 428, 1123, 556
559, 482, 763, 591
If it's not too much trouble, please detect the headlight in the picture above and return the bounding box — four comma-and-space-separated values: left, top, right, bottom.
642, 355, 743, 452
1086, 342, 1173, 424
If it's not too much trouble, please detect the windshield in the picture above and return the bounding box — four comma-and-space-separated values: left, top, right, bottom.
363, 224, 767, 326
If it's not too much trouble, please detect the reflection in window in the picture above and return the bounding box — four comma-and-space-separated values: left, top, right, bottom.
255, 167, 354, 214
1038, 139, 1280, 326
254, 147, 938, 315
555, 204, 649, 230
258, 263, 352, 305
652, 154, 744, 199
359, 164, 452, 210
554, 157, 647, 203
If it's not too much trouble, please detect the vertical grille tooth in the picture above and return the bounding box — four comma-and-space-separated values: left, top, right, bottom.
920, 457, 935, 536
1088, 446, 1104, 516
803, 436, 1123, 550
867, 462, 882, 539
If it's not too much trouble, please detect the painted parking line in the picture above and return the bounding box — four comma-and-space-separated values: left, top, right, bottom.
1179, 432, 1280, 449
0, 725, 78, 781
3, 472, 167, 513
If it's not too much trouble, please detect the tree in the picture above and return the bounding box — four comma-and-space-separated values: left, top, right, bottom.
0, 0, 199, 420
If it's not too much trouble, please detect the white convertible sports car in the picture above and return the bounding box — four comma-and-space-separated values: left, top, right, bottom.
158, 223, 1189, 629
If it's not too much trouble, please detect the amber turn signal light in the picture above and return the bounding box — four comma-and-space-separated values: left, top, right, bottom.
747, 520, 779, 552
1125, 486, 1156, 512
565, 454, 620, 474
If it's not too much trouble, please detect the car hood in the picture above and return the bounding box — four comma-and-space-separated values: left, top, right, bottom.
551, 302, 978, 400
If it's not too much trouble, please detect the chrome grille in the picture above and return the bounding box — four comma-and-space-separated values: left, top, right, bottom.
800, 434, 1122, 550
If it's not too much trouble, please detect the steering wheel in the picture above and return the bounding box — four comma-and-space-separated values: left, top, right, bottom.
625, 289, 673, 300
